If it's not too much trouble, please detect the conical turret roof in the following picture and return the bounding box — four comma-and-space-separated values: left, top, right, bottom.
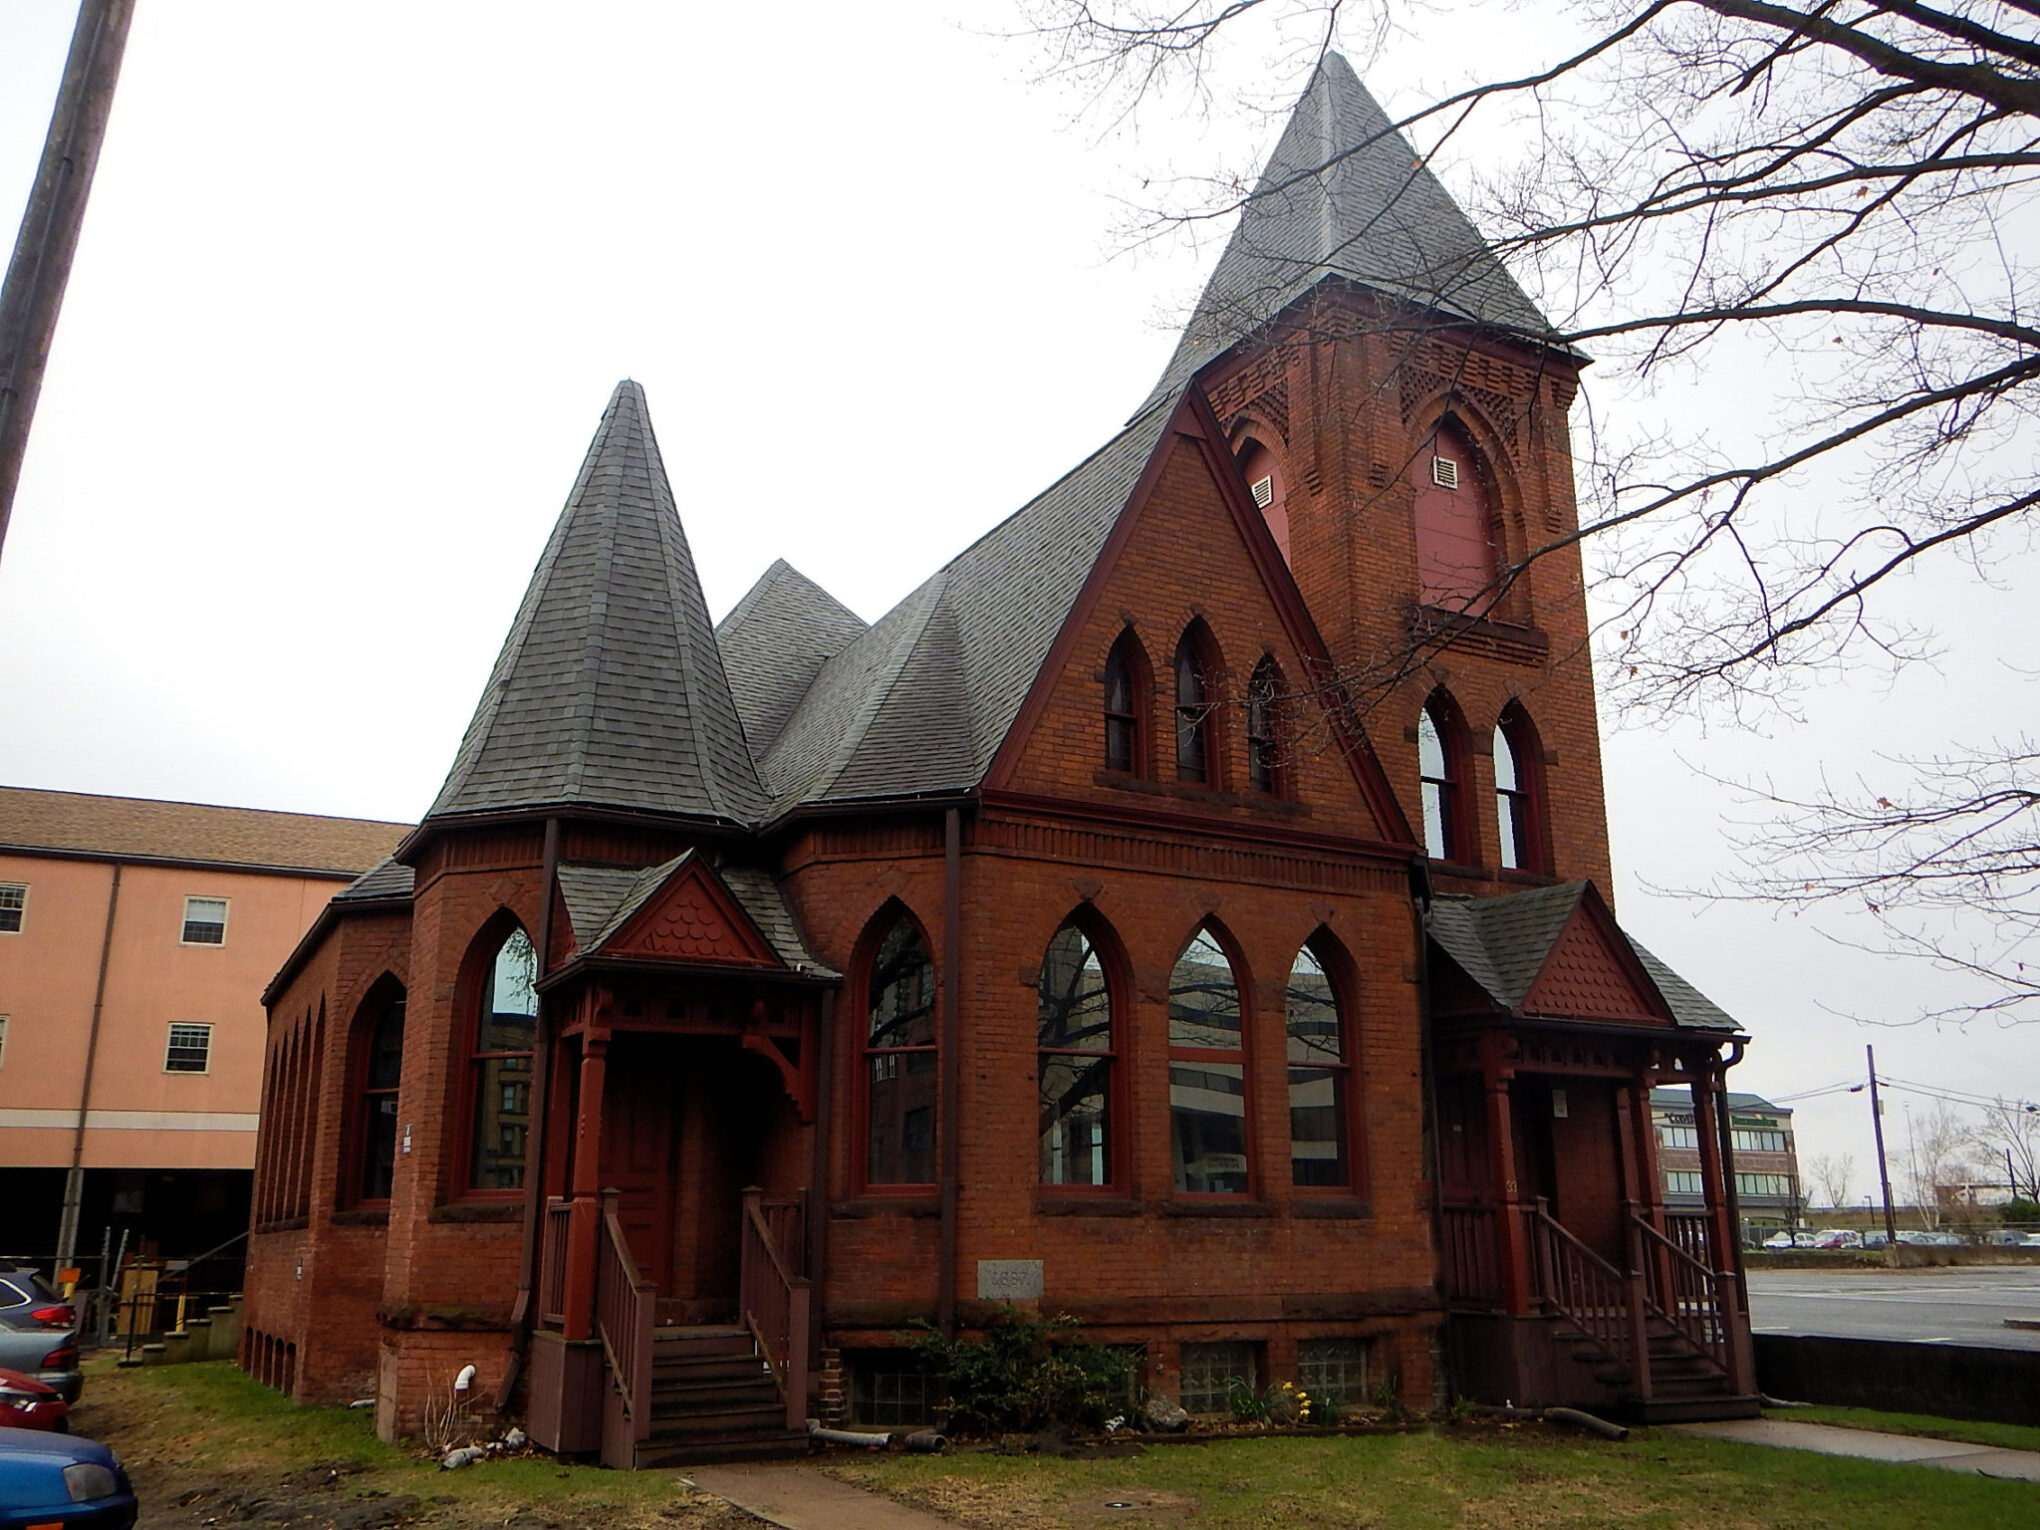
1142, 52, 1559, 411
425, 380, 769, 827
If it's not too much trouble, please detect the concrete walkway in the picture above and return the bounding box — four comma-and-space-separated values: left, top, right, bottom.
686, 1461, 961, 1530
1669, 1418, 2040, 1481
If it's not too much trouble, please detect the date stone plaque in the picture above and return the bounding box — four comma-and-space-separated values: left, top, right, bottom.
976, 1259, 1045, 1300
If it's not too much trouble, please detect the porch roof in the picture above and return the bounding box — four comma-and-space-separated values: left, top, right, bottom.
555, 854, 837, 977
1428, 881, 1740, 1033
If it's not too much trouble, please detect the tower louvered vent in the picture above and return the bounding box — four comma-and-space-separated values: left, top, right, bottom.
1431, 456, 1459, 490
1251, 475, 1275, 509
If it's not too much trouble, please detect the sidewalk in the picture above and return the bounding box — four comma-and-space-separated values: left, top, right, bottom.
687, 1461, 961, 1530
1669, 1418, 2040, 1481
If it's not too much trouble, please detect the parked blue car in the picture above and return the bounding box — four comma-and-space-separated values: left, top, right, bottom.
0, 1427, 135, 1529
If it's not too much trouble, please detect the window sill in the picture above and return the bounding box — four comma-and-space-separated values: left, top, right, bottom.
1291, 1199, 1372, 1219
1036, 1196, 1141, 1217
1161, 1199, 1275, 1218
833, 1196, 941, 1219
1497, 867, 1561, 888
1092, 771, 1307, 816
1427, 859, 1495, 882
253, 1217, 308, 1235
330, 1207, 390, 1227
428, 1201, 523, 1224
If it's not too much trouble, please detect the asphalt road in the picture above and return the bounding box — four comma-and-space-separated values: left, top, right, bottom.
1746, 1268, 2040, 1351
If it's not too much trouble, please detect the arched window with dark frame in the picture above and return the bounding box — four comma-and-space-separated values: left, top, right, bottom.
1418, 690, 1468, 862
1247, 656, 1282, 795
1286, 939, 1354, 1188
1168, 925, 1250, 1196
1495, 701, 1548, 874
1103, 629, 1150, 776
467, 925, 536, 1192
864, 912, 937, 1186
1174, 623, 1221, 786
1037, 920, 1118, 1187
353, 982, 407, 1203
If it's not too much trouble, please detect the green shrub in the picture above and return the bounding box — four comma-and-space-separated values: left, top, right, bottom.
908, 1309, 1137, 1436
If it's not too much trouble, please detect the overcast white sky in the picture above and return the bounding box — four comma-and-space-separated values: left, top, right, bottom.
2, 1, 2032, 1204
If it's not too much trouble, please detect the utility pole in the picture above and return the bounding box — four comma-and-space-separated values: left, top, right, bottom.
0, 0, 135, 569
1866, 1044, 1900, 1259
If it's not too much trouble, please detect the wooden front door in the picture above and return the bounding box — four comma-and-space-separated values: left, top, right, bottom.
600, 1038, 680, 1290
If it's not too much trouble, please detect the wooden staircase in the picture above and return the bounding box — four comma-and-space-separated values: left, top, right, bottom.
633, 1326, 808, 1469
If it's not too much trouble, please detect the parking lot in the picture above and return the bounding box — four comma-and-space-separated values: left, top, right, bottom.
1747, 1267, 2040, 1351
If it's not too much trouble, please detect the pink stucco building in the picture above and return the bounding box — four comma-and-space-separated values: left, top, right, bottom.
0, 787, 405, 1272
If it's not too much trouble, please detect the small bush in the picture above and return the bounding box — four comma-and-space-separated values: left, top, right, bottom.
908, 1310, 1137, 1436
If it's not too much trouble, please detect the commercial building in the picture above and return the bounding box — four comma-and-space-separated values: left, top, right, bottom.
1652, 1089, 1799, 1242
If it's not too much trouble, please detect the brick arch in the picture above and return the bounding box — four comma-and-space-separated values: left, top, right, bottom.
1226, 414, 1294, 564
1404, 397, 1532, 624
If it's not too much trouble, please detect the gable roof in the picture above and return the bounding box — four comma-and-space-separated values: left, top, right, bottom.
755, 398, 1179, 809
1142, 51, 1560, 413
0, 785, 406, 877
717, 559, 869, 755
553, 853, 836, 975
1427, 882, 1740, 1033
424, 380, 769, 829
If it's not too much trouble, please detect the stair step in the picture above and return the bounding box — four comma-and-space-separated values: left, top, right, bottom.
654, 1354, 772, 1380
653, 1381, 783, 1411
636, 1429, 810, 1469
647, 1402, 790, 1434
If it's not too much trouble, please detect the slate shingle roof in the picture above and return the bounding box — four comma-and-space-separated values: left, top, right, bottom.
0, 786, 406, 876
717, 560, 869, 756
1141, 51, 1560, 413
755, 400, 1177, 807
335, 857, 416, 902
425, 380, 768, 826
1427, 883, 1741, 1033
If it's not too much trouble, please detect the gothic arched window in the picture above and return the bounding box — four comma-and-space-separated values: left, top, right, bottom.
864, 913, 937, 1185
1103, 629, 1151, 777
1174, 623, 1221, 786
1418, 690, 1469, 862
353, 982, 406, 1203
1495, 702, 1548, 873
1168, 926, 1250, 1195
1286, 941, 1354, 1188
1037, 921, 1118, 1187
467, 926, 536, 1192
1247, 656, 1283, 795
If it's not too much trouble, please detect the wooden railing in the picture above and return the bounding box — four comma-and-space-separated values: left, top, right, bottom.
1664, 1208, 1715, 1271
1440, 1205, 1502, 1305
1529, 1202, 1645, 1389
1633, 1212, 1728, 1373
538, 1198, 571, 1328
595, 1190, 654, 1469
739, 1185, 811, 1432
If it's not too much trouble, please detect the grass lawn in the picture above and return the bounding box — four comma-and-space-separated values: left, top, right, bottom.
1766, 1405, 2040, 1456
824, 1422, 2039, 1529
68, 1357, 754, 1529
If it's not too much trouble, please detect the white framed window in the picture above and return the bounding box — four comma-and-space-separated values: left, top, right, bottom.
181, 896, 229, 946
165, 1023, 213, 1073
0, 883, 24, 934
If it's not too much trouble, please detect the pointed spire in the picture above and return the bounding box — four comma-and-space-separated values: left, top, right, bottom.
425, 380, 770, 827
1142, 53, 1558, 411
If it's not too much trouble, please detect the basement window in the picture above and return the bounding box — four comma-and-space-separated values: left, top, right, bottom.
848, 1351, 938, 1430
0, 883, 23, 933
181, 896, 229, 945
165, 1023, 213, 1073
1178, 1341, 1258, 1416
1296, 1339, 1369, 1408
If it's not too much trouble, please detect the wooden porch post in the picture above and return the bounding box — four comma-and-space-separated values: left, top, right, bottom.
560, 1030, 609, 1342
1691, 1060, 1752, 1393
1613, 1085, 1653, 1400
1482, 1044, 1530, 1315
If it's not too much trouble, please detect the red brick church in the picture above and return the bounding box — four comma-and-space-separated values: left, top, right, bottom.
244, 55, 1759, 1465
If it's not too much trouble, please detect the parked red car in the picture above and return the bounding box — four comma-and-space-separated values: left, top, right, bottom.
0, 1370, 68, 1432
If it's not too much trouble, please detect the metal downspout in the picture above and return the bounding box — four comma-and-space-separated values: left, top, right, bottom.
938, 806, 962, 1337
499, 816, 561, 1411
